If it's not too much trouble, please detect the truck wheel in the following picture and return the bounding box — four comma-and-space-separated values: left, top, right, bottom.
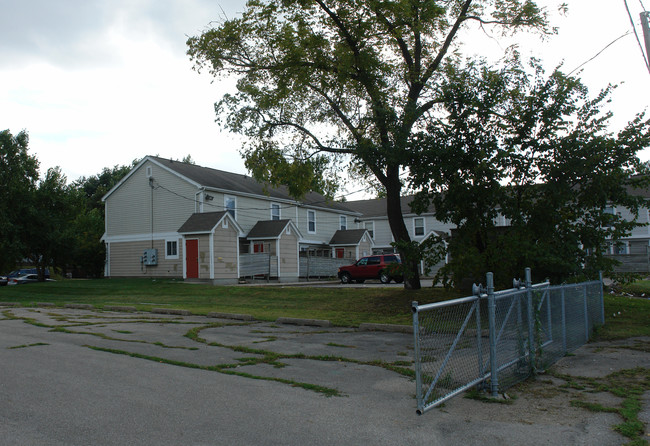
340, 273, 352, 284
379, 271, 391, 284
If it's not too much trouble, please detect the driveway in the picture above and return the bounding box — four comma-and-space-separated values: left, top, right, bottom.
0, 305, 646, 445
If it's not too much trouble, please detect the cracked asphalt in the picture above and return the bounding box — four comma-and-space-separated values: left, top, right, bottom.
0, 306, 646, 445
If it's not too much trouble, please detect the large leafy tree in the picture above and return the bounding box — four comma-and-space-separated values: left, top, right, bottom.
0, 129, 39, 273
187, 0, 551, 289
21, 167, 83, 280
408, 60, 650, 288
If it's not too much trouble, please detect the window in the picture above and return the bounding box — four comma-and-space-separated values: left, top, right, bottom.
271, 203, 281, 220
225, 195, 236, 219
364, 221, 374, 239
603, 206, 619, 228
253, 242, 265, 253
308, 210, 316, 233
146, 166, 152, 178
339, 215, 347, 230
615, 242, 628, 255
367, 256, 381, 265
414, 217, 425, 236
165, 240, 179, 259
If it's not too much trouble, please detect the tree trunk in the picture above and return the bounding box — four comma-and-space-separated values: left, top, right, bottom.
384, 174, 421, 290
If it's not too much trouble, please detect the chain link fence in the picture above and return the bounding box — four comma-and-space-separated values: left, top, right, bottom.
412, 268, 605, 415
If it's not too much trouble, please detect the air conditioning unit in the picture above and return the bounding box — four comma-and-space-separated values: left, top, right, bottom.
142, 249, 158, 266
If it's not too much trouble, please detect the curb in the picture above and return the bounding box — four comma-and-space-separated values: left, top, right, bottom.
359, 323, 412, 333
207, 312, 255, 321
65, 304, 95, 310
151, 308, 192, 316
103, 305, 137, 312
275, 317, 332, 327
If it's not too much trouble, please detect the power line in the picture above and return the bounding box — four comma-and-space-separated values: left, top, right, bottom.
568, 31, 632, 76
623, 0, 650, 73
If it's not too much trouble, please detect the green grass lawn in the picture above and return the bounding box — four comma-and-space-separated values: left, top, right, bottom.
0, 279, 460, 326
2, 279, 647, 335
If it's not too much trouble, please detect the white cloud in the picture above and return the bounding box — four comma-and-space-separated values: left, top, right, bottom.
0, 0, 648, 185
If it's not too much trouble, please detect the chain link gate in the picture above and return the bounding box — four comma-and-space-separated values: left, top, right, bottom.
412, 268, 604, 415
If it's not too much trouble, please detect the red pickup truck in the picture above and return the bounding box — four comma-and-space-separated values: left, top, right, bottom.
337, 254, 403, 284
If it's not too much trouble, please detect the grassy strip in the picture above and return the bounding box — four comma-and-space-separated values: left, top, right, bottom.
597, 294, 650, 340
84, 345, 342, 397
0, 278, 458, 326
550, 367, 650, 444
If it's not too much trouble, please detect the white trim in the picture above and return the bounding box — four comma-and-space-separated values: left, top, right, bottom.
307, 210, 317, 234
413, 217, 425, 237
225, 194, 237, 220
102, 157, 202, 202
103, 232, 181, 244
276, 239, 281, 277
165, 238, 180, 260
105, 243, 110, 277
363, 221, 375, 239
271, 202, 281, 220
209, 232, 215, 280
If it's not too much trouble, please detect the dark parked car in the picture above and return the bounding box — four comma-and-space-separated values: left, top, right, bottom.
337, 254, 402, 284
8, 274, 40, 285
7, 268, 50, 280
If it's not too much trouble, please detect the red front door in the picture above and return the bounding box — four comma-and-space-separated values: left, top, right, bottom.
186, 239, 199, 279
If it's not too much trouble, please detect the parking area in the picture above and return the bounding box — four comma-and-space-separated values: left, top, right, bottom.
0, 305, 644, 445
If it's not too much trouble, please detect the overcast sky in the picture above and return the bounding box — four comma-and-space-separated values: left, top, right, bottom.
1, 0, 648, 193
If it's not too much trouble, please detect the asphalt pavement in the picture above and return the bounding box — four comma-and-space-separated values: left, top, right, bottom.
0, 305, 640, 445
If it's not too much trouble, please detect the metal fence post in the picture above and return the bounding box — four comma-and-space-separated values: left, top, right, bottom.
525, 268, 535, 373
583, 283, 589, 341
411, 301, 423, 414
476, 292, 484, 388
599, 271, 605, 325
561, 288, 567, 354
487, 272, 498, 397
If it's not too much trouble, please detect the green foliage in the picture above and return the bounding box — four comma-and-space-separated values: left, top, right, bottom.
21, 167, 84, 279
187, 0, 551, 289
0, 129, 39, 272
408, 60, 650, 288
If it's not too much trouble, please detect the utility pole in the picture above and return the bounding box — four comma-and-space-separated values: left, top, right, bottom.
641, 12, 650, 73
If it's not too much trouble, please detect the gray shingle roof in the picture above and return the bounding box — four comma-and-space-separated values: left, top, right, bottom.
178, 212, 228, 233
151, 156, 356, 214
345, 195, 429, 218
247, 219, 292, 239
329, 229, 368, 245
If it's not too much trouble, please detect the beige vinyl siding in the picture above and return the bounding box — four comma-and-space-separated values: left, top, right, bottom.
367, 219, 393, 248
358, 237, 372, 258
106, 160, 198, 236
279, 230, 299, 277
296, 207, 347, 243
195, 234, 212, 279
213, 224, 239, 280
108, 239, 183, 278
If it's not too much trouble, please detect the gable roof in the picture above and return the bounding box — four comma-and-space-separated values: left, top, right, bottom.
329, 229, 372, 246
247, 219, 302, 240
149, 156, 357, 214
177, 211, 242, 235
346, 195, 434, 219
